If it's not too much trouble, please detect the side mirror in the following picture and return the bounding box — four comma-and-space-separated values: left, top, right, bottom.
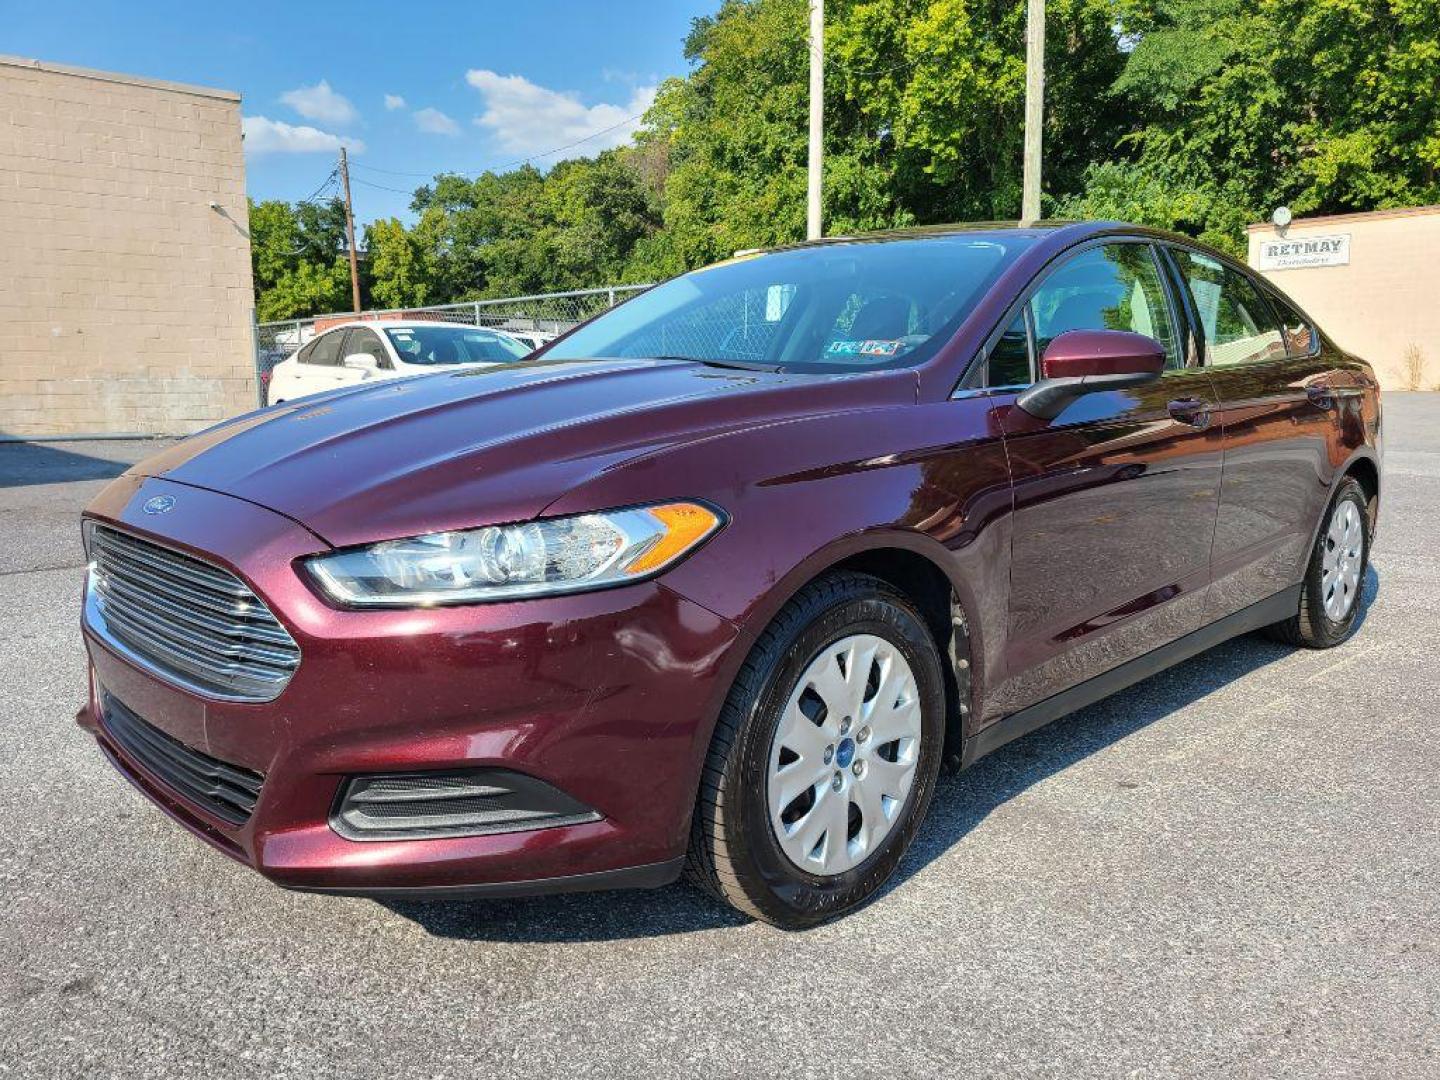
1016, 330, 1165, 420
342, 353, 380, 376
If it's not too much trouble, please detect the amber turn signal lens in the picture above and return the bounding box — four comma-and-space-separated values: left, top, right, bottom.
625, 502, 722, 575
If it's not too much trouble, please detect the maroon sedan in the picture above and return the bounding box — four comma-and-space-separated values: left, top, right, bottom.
77, 222, 1381, 928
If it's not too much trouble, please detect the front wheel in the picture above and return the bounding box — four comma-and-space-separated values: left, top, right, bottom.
1266, 476, 1371, 648
685, 572, 947, 928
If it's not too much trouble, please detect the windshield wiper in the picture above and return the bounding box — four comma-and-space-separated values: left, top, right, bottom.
650, 355, 784, 373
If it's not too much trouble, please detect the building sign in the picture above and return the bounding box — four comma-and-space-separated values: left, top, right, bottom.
1257, 233, 1351, 271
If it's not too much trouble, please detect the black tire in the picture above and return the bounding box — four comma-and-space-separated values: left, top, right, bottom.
685, 571, 947, 928
1265, 476, 1370, 648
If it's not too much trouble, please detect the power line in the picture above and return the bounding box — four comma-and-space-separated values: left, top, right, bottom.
297, 167, 340, 205
351, 175, 421, 196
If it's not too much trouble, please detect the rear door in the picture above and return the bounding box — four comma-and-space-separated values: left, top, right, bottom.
985, 239, 1224, 716
1164, 246, 1345, 616
292, 328, 350, 398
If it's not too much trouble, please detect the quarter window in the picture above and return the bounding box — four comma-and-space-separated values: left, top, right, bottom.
1171, 250, 1286, 367
1265, 291, 1318, 357
986, 313, 1032, 386
1027, 244, 1182, 371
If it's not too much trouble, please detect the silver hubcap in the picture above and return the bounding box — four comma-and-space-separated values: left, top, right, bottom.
767, 634, 922, 876
1321, 499, 1364, 621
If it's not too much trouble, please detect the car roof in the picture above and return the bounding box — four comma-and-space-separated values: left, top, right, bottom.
746, 219, 1233, 260
319, 320, 517, 335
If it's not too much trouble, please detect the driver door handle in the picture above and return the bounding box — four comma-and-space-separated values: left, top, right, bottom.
1168, 397, 1212, 429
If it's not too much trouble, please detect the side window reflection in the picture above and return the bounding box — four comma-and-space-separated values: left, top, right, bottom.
1172, 250, 1287, 366
1027, 245, 1182, 370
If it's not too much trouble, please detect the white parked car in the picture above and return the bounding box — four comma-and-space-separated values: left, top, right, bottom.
500, 328, 557, 352
266, 321, 531, 406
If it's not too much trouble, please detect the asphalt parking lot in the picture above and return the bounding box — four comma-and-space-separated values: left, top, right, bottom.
2, 395, 1437, 1079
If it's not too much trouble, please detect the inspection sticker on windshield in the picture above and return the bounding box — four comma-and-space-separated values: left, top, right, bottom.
825, 339, 903, 358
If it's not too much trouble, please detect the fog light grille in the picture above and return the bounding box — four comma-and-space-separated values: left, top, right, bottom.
332, 770, 600, 841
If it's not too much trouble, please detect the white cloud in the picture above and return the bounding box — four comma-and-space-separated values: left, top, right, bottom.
242, 116, 365, 155
279, 80, 358, 126
413, 106, 460, 136
383, 93, 406, 111
464, 70, 656, 158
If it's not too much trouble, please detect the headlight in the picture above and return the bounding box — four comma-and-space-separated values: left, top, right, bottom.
303, 501, 723, 607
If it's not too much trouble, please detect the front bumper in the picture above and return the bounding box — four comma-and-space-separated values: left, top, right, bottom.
79, 475, 741, 896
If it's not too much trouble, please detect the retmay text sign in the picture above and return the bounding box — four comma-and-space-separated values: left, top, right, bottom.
1258, 233, 1351, 271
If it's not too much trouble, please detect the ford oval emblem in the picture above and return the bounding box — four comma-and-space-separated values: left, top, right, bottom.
142, 495, 176, 515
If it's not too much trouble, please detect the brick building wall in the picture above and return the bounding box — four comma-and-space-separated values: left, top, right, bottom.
0, 55, 254, 437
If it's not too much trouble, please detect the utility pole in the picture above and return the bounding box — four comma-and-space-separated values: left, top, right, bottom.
1021, 0, 1045, 222
806, 0, 824, 240
338, 146, 362, 314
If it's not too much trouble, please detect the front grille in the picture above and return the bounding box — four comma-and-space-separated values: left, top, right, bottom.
85, 523, 300, 702
332, 769, 600, 841
100, 691, 264, 825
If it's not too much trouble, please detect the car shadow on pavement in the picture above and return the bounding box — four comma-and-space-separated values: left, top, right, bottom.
0, 439, 136, 488
381, 567, 1379, 943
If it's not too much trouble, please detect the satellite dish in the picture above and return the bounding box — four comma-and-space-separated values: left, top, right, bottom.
1271, 206, 1293, 229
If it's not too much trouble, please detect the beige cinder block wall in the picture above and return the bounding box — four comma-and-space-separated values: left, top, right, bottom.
0, 55, 255, 437
1247, 206, 1440, 391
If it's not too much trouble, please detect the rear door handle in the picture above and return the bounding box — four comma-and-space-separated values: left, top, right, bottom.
1306, 383, 1337, 410
1168, 397, 1212, 429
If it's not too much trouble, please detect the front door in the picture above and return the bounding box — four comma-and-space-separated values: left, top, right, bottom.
986, 240, 1225, 717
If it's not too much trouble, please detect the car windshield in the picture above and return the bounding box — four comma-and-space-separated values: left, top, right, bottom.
384, 326, 530, 366
546, 235, 1028, 372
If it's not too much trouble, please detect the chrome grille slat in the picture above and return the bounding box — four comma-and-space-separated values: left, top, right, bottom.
94, 574, 295, 648
93, 528, 252, 596
100, 602, 295, 679
85, 523, 300, 702
92, 551, 266, 622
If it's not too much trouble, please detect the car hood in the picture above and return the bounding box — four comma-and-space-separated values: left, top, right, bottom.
130, 358, 913, 548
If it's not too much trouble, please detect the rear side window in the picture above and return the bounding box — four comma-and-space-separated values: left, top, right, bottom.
302, 330, 345, 367
1027, 243, 1182, 370
1171, 250, 1287, 367
1265, 291, 1318, 357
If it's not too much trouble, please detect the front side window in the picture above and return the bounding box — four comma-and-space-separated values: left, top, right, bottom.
384, 326, 530, 366
347, 328, 392, 369
1027, 244, 1182, 370
546, 235, 1031, 373
1171, 249, 1286, 367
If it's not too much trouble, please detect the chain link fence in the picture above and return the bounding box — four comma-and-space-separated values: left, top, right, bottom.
253, 284, 652, 404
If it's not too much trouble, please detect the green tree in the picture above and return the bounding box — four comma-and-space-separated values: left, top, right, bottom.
364, 217, 431, 309
1060, 0, 1440, 253
248, 196, 353, 319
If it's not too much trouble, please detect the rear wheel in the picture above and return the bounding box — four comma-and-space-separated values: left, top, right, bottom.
686, 572, 947, 928
1266, 476, 1370, 648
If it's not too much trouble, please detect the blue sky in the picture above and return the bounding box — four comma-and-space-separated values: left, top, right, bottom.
4, 0, 712, 222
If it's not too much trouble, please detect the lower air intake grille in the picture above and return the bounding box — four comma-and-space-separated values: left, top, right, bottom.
101, 692, 264, 826
332, 770, 599, 841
